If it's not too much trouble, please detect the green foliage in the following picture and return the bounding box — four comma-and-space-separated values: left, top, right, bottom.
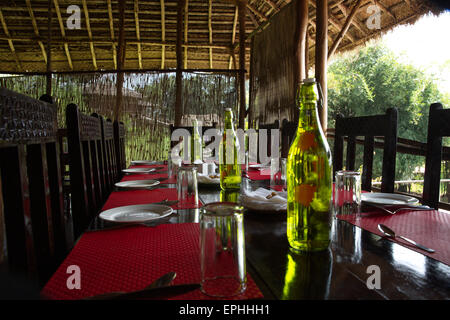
328, 43, 444, 182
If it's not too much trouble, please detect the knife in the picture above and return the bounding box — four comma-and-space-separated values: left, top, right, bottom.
84, 283, 200, 300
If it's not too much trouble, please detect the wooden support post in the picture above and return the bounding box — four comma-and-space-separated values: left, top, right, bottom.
174, 0, 185, 127
160, 0, 166, 69
229, 6, 238, 70
184, 0, 189, 69
305, 27, 310, 78
315, 0, 328, 132
134, 0, 142, 69
46, 0, 52, 96
114, 0, 126, 122
238, 0, 247, 129
328, 0, 363, 59
294, 0, 308, 89
208, 0, 213, 69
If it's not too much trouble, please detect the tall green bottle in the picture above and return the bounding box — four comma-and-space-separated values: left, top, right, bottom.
287, 79, 332, 253
191, 118, 202, 163
219, 108, 241, 190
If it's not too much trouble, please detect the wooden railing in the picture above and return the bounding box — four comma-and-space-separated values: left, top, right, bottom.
326, 128, 450, 211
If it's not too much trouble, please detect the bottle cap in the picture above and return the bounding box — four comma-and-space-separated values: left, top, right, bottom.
225, 107, 232, 111
303, 78, 316, 83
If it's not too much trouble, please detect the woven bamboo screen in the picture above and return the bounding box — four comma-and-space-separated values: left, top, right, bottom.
0, 72, 237, 162
249, 0, 298, 128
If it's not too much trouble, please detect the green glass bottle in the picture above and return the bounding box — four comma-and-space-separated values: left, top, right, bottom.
219, 108, 242, 190
191, 118, 202, 163
287, 78, 332, 253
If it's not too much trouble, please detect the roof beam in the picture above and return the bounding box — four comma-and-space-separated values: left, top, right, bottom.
107, 0, 117, 69
373, 0, 397, 22
161, 0, 165, 69
0, 9, 21, 71
329, 0, 364, 59
25, 0, 47, 64
208, 0, 213, 69
229, 6, 238, 69
82, 0, 97, 70
134, 0, 142, 69
184, 0, 189, 69
336, 2, 366, 35
53, 0, 73, 70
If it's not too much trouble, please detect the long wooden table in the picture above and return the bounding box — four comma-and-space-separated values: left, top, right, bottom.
79, 169, 450, 300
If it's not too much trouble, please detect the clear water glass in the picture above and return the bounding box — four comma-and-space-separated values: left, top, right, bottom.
177, 165, 199, 207
334, 170, 361, 218
200, 202, 246, 297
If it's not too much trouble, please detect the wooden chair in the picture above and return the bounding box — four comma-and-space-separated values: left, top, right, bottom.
114, 121, 126, 180
0, 88, 66, 285
333, 108, 398, 193
66, 104, 104, 239
99, 117, 118, 195
281, 119, 297, 158
423, 103, 450, 209
257, 120, 280, 163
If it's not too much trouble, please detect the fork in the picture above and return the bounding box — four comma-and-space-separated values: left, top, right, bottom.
367, 203, 432, 215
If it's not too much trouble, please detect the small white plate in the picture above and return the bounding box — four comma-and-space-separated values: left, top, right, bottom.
197, 174, 220, 185
123, 168, 156, 174
361, 193, 419, 205
99, 204, 173, 223
249, 164, 269, 169
131, 160, 158, 165
115, 179, 160, 190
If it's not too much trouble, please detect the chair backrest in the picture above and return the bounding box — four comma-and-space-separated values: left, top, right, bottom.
0, 88, 65, 285
257, 120, 280, 163
66, 104, 103, 239
333, 108, 398, 193
423, 103, 450, 209
99, 117, 118, 195
281, 119, 297, 158
114, 121, 126, 179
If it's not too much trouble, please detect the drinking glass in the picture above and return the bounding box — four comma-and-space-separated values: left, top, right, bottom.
200, 202, 246, 297
270, 158, 287, 189
177, 166, 199, 208
334, 170, 361, 218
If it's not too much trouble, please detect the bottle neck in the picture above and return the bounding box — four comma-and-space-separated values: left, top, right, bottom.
224, 111, 234, 130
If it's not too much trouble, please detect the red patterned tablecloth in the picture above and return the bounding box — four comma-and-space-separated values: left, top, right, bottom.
338, 209, 450, 266
41, 223, 263, 300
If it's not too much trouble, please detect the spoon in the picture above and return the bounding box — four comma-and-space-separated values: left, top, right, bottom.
84, 271, 177, 300
377, 224, 435, 253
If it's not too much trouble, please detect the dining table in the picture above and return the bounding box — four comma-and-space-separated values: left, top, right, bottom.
41, 161, 450, 300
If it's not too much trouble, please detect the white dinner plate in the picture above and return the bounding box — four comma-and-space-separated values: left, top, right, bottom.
361, 193, 419, 205
99, 204, 173, 223
122, 168, 156, 174
115, 179, 160, 190
130, 160, 158, 165
249, 164, 269, 169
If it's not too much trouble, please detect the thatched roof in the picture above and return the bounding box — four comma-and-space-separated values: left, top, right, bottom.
0, 0, 443, 74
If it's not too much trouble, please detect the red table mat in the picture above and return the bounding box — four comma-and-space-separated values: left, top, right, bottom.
41, 223, 263, 300
124, 164, 176, 184
103, 188, 201, 211
338, 210, 450, 266
245, 169, 271, 181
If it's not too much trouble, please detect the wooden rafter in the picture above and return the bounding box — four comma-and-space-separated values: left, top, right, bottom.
246, 2, 267, 22
373, 0, 397, 22
134, 0, 142, 69
337, 2, 366, 35
107, 0, 117, 69
53, 0, 73, 70
25, 0, 47, 64
0, 9, 21, 71
82, 0, 97, 70
329, 0, 364, 59
184, 0, 189, 69
161, 0, 166, 69
208, 0, 213, 69
229, 6, 238, 69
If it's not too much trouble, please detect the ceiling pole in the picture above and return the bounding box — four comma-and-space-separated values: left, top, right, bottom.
328, 0, 363, 59
0, 9, 21, 71
315, 0, 328, 132
82, 0, 97, 70
184, 0, 189, 69
53, 0, 73, 70
174, 0, 185, 127
295, 0, 308, 87
134, 0, 142, 69
208, 0, 213, 69
107, 0, 117, 69
160, 0, 166, 69
25, 0, 47, 64
114, 0, 126, 122
305, 27, 310, 78
229, 6, 238, 69
237, 0, 246, 129
46, 0, 52, 96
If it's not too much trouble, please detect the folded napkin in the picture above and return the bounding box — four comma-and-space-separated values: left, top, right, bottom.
197, 173, 220, 185
240, 188, 287, 212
